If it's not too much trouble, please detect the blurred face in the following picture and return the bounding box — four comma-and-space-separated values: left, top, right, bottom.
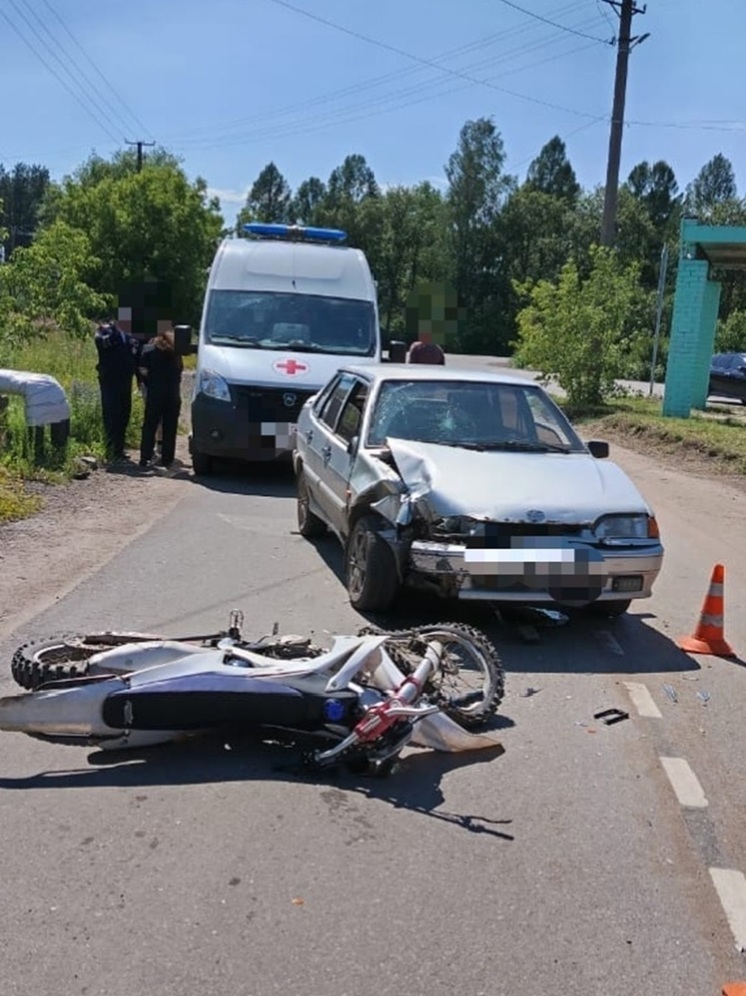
117, 307, 132, 333
156, 319, 172, 335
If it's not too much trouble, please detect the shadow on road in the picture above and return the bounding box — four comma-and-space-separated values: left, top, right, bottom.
0, 735, 514, 838
184, 459, 297, 499
303, 534, 703, 677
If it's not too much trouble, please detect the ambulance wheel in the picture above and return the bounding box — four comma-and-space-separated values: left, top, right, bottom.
191, 446, 213, 476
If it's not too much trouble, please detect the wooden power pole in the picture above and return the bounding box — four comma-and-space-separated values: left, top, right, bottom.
126, 139, 156, 172
600, 0, 648, 247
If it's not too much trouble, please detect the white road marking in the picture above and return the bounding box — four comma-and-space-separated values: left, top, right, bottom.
595, 630, 625, 655
623, 681, 662, 718
709, 868, 746, 952
660, 757, 708, 808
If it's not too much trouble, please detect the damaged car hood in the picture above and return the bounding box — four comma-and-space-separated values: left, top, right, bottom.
385, 438, 651, 524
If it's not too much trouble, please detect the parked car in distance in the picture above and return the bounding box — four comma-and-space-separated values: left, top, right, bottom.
708, 352, 746, 404
293, 365, 664, 617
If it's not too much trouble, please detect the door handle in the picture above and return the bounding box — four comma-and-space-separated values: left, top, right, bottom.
305, 429, 313, 443
321, 445, 332, 463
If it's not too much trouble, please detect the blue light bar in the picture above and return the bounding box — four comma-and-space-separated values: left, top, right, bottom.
243, 222, 347, 243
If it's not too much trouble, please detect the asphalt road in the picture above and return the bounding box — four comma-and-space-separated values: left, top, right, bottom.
1, 375, 745, 994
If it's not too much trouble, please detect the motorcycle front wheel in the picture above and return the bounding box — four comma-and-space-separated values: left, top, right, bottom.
359, 622, 505, 730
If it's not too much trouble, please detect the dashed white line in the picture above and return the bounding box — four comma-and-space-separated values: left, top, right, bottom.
709, 868, 746, 952
623, 681, 662, 718
660, 756, 708, 808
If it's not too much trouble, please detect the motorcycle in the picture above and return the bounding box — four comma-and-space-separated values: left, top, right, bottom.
2, 614, 505, 776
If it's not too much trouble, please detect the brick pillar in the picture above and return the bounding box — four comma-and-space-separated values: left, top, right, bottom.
662, 257, 712, 417
691, 276, 721, 409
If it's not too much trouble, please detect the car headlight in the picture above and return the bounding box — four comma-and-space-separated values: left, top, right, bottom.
198, 369, 231, 402
594, 514, 656, 540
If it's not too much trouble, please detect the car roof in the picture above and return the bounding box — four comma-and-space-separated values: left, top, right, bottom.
341, 363, 540, 388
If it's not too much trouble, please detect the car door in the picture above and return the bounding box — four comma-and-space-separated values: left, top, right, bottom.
319, 378, 370, 537
304, 372, 358, 523
299, 373, 347, 509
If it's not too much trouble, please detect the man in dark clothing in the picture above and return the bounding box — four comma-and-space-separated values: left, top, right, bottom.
138, 327, 183, 469
407, 331, 446, 365
94, 319, 141, 460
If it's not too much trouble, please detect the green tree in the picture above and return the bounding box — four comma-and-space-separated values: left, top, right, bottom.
290, 177, 327, 224
0, 220, 108, 343
45, 154, 224, 326
0, 162, 51, 256
715, 309, 746, 352
686, 153, 737, 217
525, 136, 580, 205
326, 154, 379, 205
237, 162, 292, 228
444, 117, 515, 353
513, 246, 646, 408
374, 182, 447, 336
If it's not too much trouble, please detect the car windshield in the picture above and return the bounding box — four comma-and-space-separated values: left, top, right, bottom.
204, 290, 376, 357
366, 379, 586, 452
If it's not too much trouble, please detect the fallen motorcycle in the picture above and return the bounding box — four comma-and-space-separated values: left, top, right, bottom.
2, 615, 505, 775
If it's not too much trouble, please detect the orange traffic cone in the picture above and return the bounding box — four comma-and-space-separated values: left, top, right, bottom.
722, 985, 746, 996
679, 564, 736, 657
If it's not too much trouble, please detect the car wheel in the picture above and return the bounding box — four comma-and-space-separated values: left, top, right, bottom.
191, 446, 213, 476
346, 515, 398, 612
296, 471, 327, 538
586, 599, 631, 619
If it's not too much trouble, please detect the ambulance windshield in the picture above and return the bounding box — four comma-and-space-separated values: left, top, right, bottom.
204, 290, 376, 357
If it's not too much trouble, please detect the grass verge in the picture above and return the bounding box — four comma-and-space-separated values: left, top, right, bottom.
569, 396, 746, 475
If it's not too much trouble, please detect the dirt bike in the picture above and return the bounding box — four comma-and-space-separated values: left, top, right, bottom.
2, 614, 505, 776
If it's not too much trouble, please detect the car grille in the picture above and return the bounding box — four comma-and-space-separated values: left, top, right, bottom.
232, 386, 317, 422
459, 523, 584, 547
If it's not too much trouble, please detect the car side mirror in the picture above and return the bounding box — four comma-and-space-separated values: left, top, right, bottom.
174, 324, 197, 355
388, 340, 407, 364
346, 435, 359, 456
587, 439, 609, 459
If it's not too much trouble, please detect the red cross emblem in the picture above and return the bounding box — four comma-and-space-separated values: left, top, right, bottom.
274, 358, 309, 376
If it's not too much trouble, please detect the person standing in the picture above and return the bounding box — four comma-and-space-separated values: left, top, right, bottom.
138, 327, 183, 469
94, 316, 141, 461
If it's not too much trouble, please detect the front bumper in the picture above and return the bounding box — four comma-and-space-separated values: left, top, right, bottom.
191, 388, 315, 462
408, 539, 664, 604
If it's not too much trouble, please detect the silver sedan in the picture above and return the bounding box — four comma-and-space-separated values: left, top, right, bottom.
294, 365, 664, 617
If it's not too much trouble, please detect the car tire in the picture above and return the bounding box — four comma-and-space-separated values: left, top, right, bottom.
346, 515, 398, 612
191, 446, 213, 476
296, 471, 327, 538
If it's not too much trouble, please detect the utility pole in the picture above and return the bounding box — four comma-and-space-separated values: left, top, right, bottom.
126, 139, 156, 172
600, 1, 648, 247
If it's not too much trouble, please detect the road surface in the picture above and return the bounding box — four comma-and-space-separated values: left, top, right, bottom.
0, 396, 745, 995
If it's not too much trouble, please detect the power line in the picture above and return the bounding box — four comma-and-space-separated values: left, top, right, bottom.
38, 0, 155, 141
14, 0, 136, 139
494, 0, 614, 44
0, 3, 121, 144
180, 39, 604, 154
261, 0, 608, 122
164, 2, 593, 145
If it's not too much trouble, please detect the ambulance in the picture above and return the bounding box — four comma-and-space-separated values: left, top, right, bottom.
190, 223, 381, 474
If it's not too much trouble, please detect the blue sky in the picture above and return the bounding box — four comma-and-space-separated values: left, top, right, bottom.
1, 0, 744, 224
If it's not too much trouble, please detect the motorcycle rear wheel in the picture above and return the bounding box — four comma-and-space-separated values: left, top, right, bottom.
11, 632, 168, 690
359, 622, 504, 729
